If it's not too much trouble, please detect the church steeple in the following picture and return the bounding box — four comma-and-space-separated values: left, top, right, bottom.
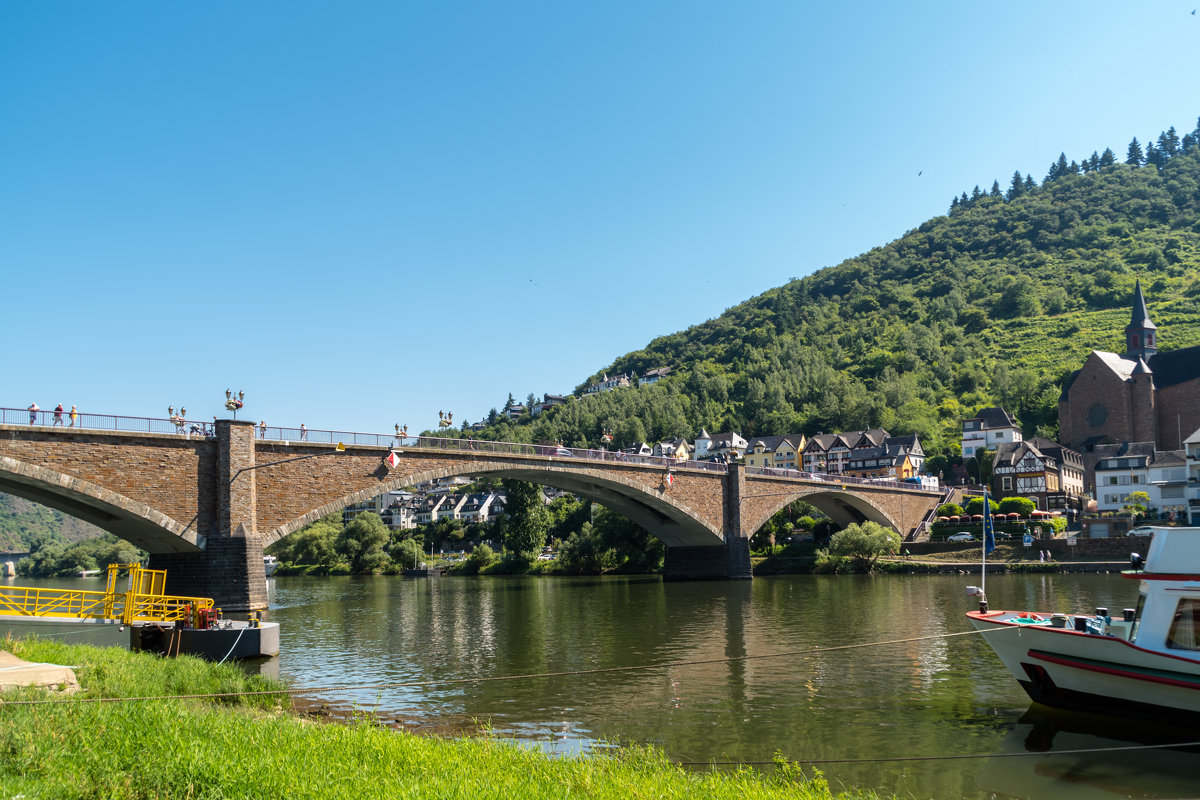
1125, 279, 1157, 362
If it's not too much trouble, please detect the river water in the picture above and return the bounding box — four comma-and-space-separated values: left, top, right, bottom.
7, 571, 1200, 799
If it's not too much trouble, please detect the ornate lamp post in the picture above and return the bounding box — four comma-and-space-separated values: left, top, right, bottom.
168, 405, 187, 433
600, 428, 614, 452
438, 411, 453, 429
394, 423, 408, 443
225, 389, 245, 420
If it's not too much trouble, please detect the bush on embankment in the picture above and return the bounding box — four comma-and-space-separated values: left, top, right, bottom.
0, 637, 875, 800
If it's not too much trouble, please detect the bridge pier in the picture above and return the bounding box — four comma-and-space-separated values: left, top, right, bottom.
663, 463, 752, 580
150, 419, 267, 614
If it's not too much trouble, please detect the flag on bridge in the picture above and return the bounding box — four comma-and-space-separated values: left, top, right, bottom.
666, 472, 675, 486
384, 451, 401, 469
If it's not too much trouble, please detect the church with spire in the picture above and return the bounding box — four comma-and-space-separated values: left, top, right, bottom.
1058, 280, 1200, 482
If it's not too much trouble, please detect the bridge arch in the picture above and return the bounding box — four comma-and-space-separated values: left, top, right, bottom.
262, 459, 725, 549
0, 455, 204, 553
741, 487, 902, 537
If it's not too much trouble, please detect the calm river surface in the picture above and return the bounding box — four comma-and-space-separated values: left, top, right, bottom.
7, 571, 1200, 799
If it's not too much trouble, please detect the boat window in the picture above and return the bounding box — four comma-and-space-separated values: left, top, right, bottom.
1166, 598, 1200, 651
1129, 592, 1147, 643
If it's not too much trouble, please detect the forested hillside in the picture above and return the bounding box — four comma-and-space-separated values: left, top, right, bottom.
459, 120, 1200, 458
0, 493, 105, 551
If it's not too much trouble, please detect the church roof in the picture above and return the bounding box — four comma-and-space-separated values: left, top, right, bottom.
1094, 350, 1138, 379
1128, 279, 1157, 331
1147, 344, 1200, 389
1061, 343, 1200, 402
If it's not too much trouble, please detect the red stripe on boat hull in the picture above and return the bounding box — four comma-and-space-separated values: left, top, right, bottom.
1029, 651, 1200, 691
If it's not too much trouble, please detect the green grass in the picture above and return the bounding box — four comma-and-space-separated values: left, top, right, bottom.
1, 636, 876, 799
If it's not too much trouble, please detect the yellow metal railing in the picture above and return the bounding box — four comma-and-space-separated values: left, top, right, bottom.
0, 563, 214, 625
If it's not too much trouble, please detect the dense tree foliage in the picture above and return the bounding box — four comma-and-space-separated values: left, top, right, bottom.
499, 479, 551, 565
997, 497, 1036, 516
556, 506, 664, 575
817, 521, 901, 572
17, 534, 143, 578
0, 493, 106, 552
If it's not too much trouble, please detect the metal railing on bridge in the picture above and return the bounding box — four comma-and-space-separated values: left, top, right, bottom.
2, 406, 211, 436
1, 406, 947, 485
743, 465, 943, 493
0, 407, 726, 472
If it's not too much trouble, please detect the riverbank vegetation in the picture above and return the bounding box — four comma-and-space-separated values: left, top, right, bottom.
15, 532, 143, 578
0, 636, 875, 800
266, 479, 671, 577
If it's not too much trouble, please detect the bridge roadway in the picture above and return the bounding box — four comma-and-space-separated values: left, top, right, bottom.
0, 411, 942, 613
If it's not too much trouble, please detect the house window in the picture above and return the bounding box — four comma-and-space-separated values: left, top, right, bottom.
1002, 476, 1012, 491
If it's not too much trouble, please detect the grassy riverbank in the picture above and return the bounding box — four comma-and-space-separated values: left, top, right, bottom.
1, 636, 875, 800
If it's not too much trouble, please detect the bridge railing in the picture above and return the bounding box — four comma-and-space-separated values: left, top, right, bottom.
1, 406, 215, 436
743, 464, 942, 492
2, 408, 727, 472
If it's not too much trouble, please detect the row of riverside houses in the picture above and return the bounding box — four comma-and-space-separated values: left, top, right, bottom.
342, 480, 573, 532
628, 427, 929, 482
743, 429, 927, 479
344, 487, 508, 530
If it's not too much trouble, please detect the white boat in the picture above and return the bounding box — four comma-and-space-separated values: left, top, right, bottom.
263, 554, 278, 578
967, 526, 1200, 722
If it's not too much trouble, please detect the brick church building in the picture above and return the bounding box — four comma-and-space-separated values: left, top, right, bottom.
1058, 280, 1200, 487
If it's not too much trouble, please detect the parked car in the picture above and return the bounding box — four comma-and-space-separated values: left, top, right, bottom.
1127, 526, 1156, 537
947, 532, 975, 542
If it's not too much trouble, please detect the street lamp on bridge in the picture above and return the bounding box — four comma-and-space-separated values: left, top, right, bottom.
225, 389, 244, 420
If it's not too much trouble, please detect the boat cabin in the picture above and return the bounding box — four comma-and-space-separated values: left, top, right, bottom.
1126, 527, 1200, 654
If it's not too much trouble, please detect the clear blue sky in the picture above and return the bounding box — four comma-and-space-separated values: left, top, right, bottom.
3, 2, 1199, 436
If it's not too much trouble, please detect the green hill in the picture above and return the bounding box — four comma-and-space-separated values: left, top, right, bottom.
0, 492, 106, 552
456, 120, 1200, 458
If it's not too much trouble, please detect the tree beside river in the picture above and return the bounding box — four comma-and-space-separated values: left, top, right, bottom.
16, 534, 143, 578
265, 481, 668, 577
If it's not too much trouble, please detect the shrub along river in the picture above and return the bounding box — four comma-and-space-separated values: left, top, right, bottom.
7, 571, 1200, 799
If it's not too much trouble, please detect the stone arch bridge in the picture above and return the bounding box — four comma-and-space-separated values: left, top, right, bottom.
0, 418, 942, 612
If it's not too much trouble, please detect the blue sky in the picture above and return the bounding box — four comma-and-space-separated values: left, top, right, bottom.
3, 2, 1199, 437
